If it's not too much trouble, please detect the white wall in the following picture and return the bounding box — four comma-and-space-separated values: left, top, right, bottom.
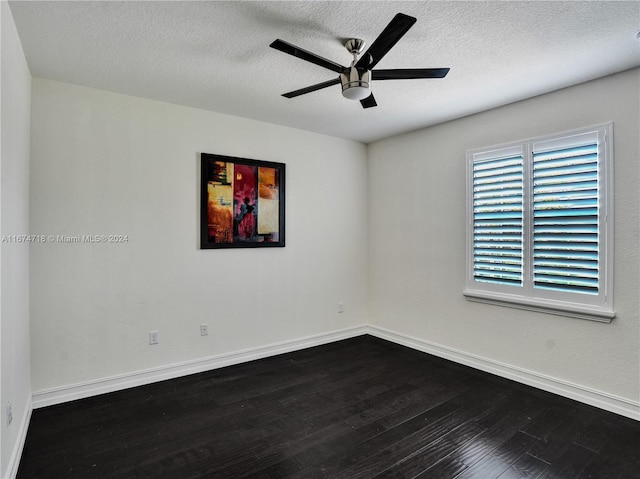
30, 78, 368, 396
368, 69, 640, 417
1, 1, 32, 477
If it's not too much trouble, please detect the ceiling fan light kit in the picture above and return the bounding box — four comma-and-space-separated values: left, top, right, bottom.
341, 69, 371, 101
270, 13, 450, 108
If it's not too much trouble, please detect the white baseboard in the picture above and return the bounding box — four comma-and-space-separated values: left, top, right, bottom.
32, 325, 368, 409
5, 397, 32, 479
31, 323, 639, 422
367, 325, 640, 421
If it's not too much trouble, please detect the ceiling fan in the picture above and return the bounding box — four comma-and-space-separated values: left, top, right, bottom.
270, 13, 450, 108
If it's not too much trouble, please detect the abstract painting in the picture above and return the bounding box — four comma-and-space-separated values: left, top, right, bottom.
201, 153, 285, 249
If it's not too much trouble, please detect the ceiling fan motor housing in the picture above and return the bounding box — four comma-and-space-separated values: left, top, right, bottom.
340, 67, 371, 100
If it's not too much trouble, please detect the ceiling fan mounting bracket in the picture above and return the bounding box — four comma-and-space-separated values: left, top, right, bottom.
344, 38, 366, 55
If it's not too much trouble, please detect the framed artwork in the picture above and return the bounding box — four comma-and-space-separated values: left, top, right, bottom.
200, 153, 285, 249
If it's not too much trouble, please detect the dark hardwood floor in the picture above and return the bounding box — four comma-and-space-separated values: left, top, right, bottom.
17, 335, 640, 479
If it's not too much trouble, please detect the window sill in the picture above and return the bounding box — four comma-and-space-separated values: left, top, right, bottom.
463, 289, 615, 323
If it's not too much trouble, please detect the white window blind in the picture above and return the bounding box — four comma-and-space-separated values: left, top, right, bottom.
532, 138, 599, 295
472, 152, 524, 287
465, 124, 614, 322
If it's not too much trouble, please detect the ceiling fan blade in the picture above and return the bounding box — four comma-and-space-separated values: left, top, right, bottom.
360, 93, 377, 109
282, 77, 341, 98
355, 13, 416, 70
270, 39, 346, 74
372, 68, 450, 80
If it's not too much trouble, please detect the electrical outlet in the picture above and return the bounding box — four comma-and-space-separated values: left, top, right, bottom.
6, 402, 13, 427
149, 330, 159, 345
338, 302, 344, 313
200, 324, 208, 336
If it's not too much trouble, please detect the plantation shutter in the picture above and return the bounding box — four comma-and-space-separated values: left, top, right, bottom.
465, 124, 612, 321
472, 152, 524, 286
532, 135, 600, 295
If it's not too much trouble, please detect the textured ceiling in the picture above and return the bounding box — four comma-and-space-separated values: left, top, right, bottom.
9, 1, 640, 144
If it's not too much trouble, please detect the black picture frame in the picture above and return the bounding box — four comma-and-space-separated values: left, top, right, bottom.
200, 153, 285, 249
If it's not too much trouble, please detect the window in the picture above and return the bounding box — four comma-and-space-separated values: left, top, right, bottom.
464, 123, 614, 322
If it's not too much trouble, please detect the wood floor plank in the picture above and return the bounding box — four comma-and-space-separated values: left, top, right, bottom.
577, 422, 640, 479
573, 413, 623, 453
330, 387, 513, 479
454, 430, 538, 479
16, 335, 640, 479
537, 442, 596, 479
286, 400, 466, 478
523, 407, 594, 465
399, 393, 543, 478
374, 422, 486, 479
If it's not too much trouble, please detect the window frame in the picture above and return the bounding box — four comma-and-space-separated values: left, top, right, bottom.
464, 123, 615, 322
